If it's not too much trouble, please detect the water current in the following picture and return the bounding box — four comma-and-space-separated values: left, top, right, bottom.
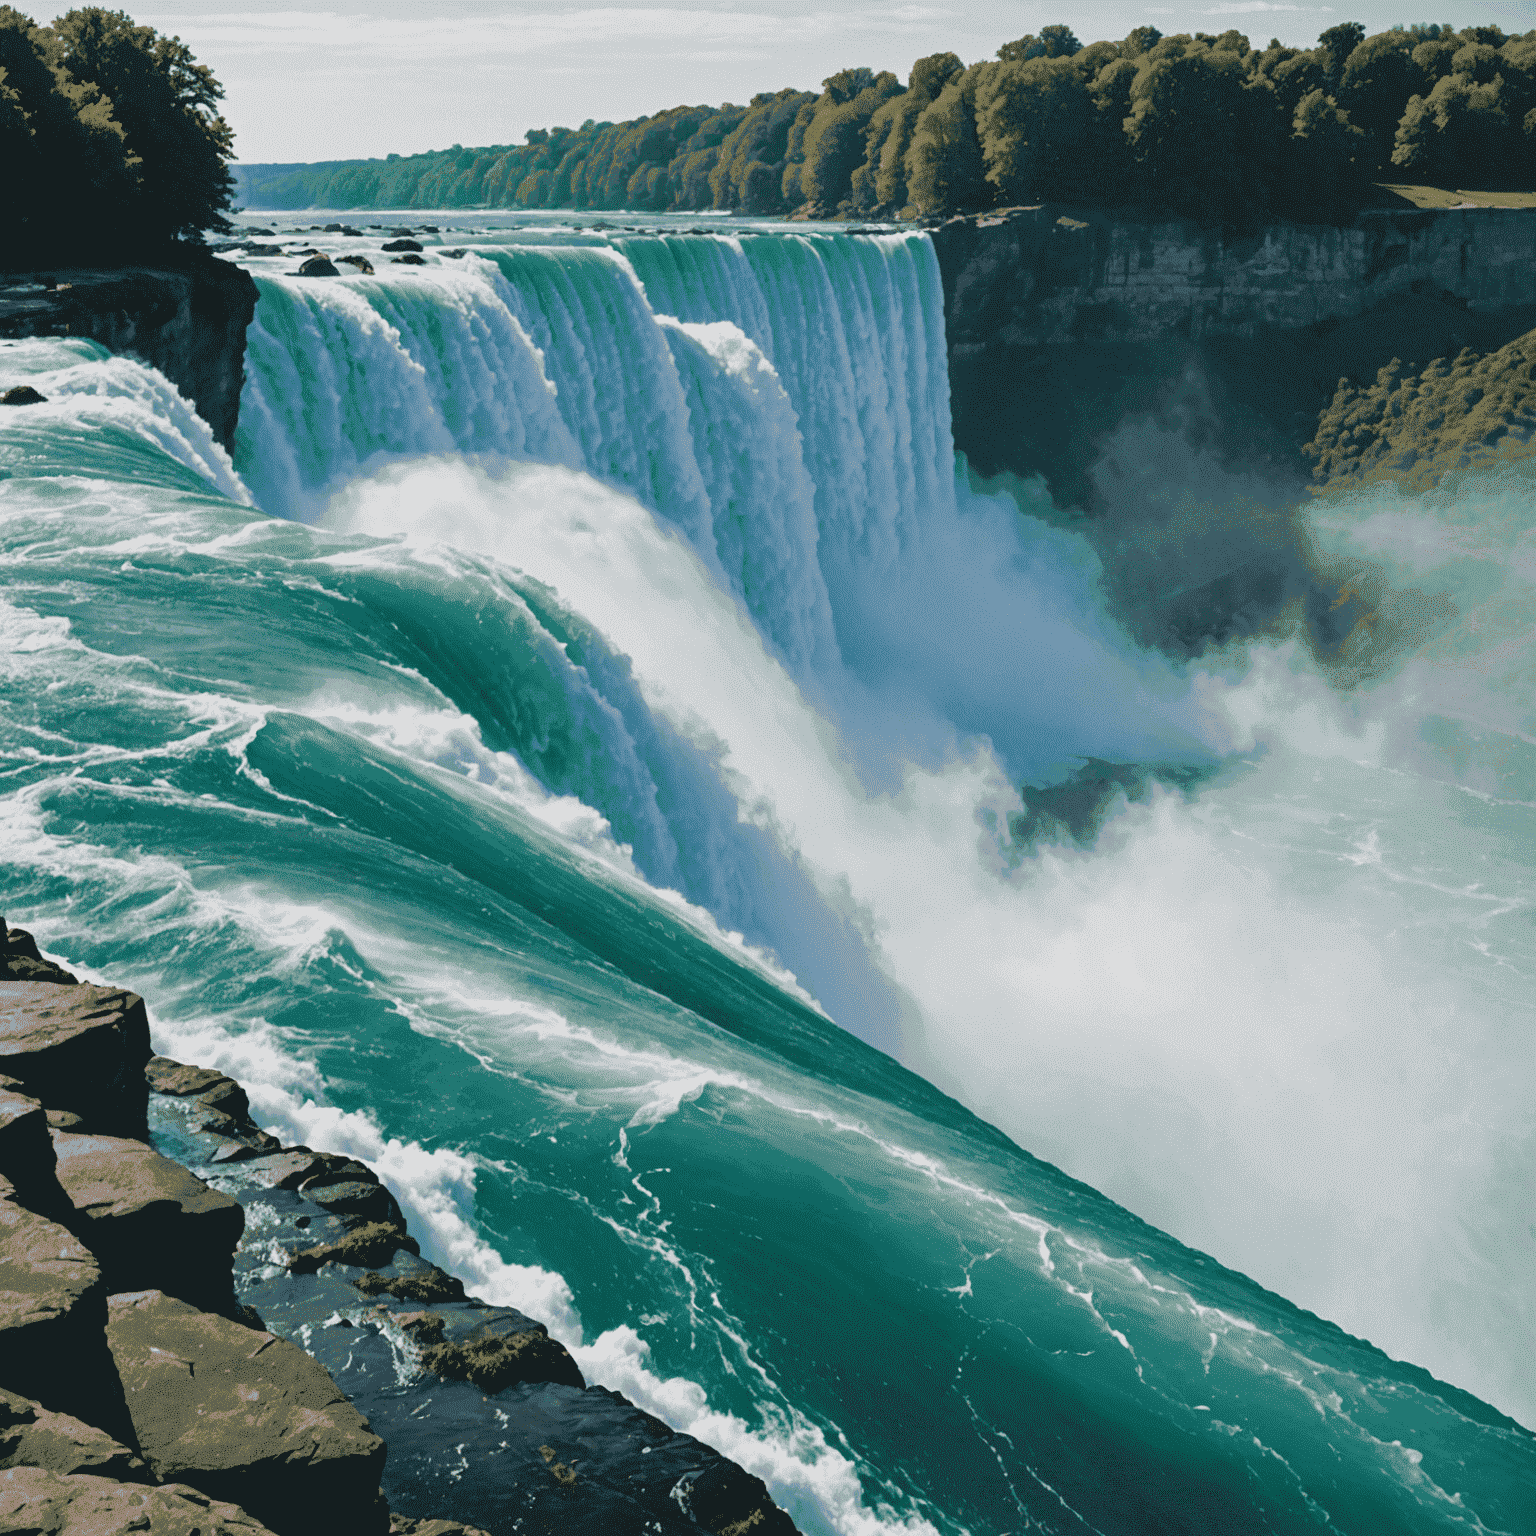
1, 211, 1533, 1534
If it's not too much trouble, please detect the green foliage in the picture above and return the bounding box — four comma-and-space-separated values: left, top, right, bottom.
1307, 329, 1536, 490
905, 70, 990, 216
51, 7, 234, 240
229, 15, 1536, 224
1, 4, 236, 260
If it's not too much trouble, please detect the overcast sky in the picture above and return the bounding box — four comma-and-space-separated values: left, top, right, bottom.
123, 0, 1532, 164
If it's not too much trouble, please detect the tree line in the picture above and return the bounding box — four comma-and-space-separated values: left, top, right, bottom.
1, 5, 234, 261
242, 21, 1536, 223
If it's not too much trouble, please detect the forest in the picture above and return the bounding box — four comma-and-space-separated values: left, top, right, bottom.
2, 6, 235, 259
238, 22, 1536, 223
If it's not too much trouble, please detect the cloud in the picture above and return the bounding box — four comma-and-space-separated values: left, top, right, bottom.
1203, 1, 1333, 12
138, 4, 946, 57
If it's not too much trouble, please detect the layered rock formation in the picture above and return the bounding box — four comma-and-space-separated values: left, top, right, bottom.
0, 258, 258, 451
0, 916, 799, 1535
932, 204, 1536, 508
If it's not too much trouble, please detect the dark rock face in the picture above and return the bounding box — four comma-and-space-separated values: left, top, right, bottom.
50, 1130, 245, 1312
106, 1289, 389, 1536
0, 982, 150, 1137
0, 384, 46, 405
383, 238, 423, 252
0, 1174, 131, 1442
931, 205, 1536, 510
0, 258, 259, 451
929, 204, 1536, 655
339, 254, 376, 274
0, 1089, 71, 1222
0, 1465, 281, 1534
298, 255, 341, 277
391, 253, 427, 266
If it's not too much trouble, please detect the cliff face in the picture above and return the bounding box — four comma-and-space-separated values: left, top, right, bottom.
0, 258, 258, 453
930, 206, 1536, 655
931, 205, 1536, 508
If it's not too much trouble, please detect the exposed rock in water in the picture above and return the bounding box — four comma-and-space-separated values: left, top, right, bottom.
0, 385, 45, 405
298, 255, 341, 277
383, 238, 424, 253
339, 254, 375, 274
391, 253, 427, 266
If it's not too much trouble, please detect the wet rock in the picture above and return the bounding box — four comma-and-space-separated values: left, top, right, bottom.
0, 981, 150, 1136
288, 1219, 417, 1274
442, 248, 467, 259
0, 1387, 147, 1480
50, 1130, 244, 1312
389, 1518, 490, 1536
298, 255, 340, 277
354, 1267, 465, 1304
0, 1174, 130, 1439
391, 253, 427, 265
106, 1289, 388, 1536
0, 384, 45, 405
0, 1465, 281, 1533
382, 238, 423, 253
339, 254, 375, 274
410, 1317, 585, 1394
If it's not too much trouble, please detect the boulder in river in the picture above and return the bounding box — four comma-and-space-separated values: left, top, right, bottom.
391, 253, 427, 266
0, 385, 46, 406
338, 254, 375, 274
106, 1289, 389, 1536
382, 238, 423, 253
298, 255, 340, 277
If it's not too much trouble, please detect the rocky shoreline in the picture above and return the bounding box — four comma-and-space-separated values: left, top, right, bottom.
0, 920, 799, 1535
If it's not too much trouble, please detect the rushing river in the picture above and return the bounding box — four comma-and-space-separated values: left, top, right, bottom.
1, 212, 1532, 1534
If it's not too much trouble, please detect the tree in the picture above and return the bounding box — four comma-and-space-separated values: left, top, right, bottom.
1121, 27, 1162, 58
50, 7, 234, 241
1393, 72, 1512, 186
800, 68, 902, 212
976, 55, 1097, 204
1285, 88, 1367, 218
1318, 21, 1366, 83
1124, 44, 1261, 221
905, 71, 990, 215
1, 6, 137, 258
1339, 29, 1422, 170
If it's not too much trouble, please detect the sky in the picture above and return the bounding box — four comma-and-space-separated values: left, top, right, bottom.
122, 0, 1535, 164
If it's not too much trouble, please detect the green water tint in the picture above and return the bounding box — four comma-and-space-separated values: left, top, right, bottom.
1, 420, 1533, 1535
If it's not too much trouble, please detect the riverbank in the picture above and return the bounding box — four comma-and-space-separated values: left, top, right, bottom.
0, 919, 798, 1534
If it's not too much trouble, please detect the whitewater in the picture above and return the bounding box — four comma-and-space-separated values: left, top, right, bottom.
1, 212, 1533, 1534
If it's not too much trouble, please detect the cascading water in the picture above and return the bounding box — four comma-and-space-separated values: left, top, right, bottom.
2, 213, 1533, 1535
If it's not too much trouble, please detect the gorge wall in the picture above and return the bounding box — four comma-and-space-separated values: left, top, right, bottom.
931, 204, 1536, 510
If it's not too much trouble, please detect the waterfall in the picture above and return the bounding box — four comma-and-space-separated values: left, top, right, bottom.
5, 220, 1535, 1535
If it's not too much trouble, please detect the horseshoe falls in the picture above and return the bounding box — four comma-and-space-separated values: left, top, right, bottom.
2, 219, 1534, 1535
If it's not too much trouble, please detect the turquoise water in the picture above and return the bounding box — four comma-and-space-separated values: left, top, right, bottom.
1, 218, 1534, 1533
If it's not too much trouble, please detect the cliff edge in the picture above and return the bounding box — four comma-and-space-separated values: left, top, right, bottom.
0, 257, 257, 453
